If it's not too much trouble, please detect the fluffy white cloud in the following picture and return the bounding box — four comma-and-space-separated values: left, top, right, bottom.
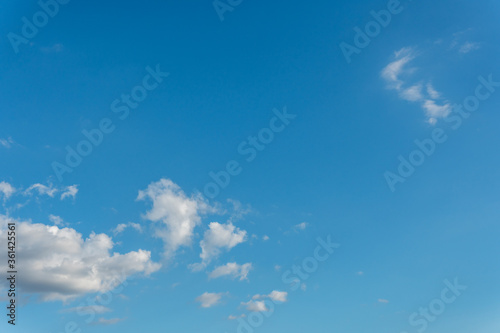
0, 181, 15, 199
196, 292, 225, 308
251, 290, 288, 303
422, 99, 452, 119
243, 300, 268, 312
0, 215, 160, 302
400, 84, 424, 102
61, 185, 79, 200
137, 179, 211, 258
208, 262, 252, 281
191, 222, 246, 270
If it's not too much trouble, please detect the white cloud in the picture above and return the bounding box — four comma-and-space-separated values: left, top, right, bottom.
262, 235, 269, 241
459, 41, 480, 54
248, 290, 288, 309
267, 290, 288, 302
0, 181, 15, 199
48, 214, 64, 226
294, 222, 308, 232
196, 292, 225, 308
382, 47, 451, 124
192, 222, 247, 269
208, 262, 252, 281
0, 215, 161, 302
0, 137, 15, 149
24, 183, 58, 197
61, 185, 78, 200
400, 84, 424, 102
113, 222, 143, 236
137, 179, 211, 258
422, 99, 452, 119
242, 300, 268, 312
381, 48, 414, 90
426, 83, 441, 99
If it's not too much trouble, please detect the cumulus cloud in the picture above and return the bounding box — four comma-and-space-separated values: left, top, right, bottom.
243, 300, 268, 312
190, 222, 247, 271
137, 179, 211, 258
196, 292, 225, 308
0, 215, 161, 302
0, 181, 15, 199
381, 47, 451, 124
245, 290, 288, 311
60, 185, 79, 200
208, 262, 253, 281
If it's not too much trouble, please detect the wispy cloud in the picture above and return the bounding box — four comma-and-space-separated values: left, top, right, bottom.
0, 137, 15, 149
208, 262, 253, 281
381, 47, 451, 124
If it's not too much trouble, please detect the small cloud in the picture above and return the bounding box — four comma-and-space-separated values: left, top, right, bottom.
400, 84, 424, 102
356, 271, 364, 276
294, 222, 309, 232
0, 181, 16, 199
459, 41, 480, 54
48, 214, 64, 226
262, 235, 269, 241
242, 300, 268, 312
274, 265, 281, 272
196, 292, 225, 308
300, 283, 307, 291
208, 262, 253, 281
426, 83, 441, 99
113, 222, 143, 236
378, 299, 389, 304
0, 137, 15, 149
24, 183, 58, 197
60, 185, 78, 200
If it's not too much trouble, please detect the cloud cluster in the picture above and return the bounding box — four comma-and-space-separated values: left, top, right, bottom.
0, 215, 160, 302
137, 179, 211, 258
381, 47, 452, 124
242, 291, 288, 312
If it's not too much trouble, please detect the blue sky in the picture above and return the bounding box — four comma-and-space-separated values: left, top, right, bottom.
1, 0, 500, 332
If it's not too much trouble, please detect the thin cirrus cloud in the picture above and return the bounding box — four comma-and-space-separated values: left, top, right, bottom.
24, 183, 79, 200
0, 215, 161, 302
381, 47, 452, 125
